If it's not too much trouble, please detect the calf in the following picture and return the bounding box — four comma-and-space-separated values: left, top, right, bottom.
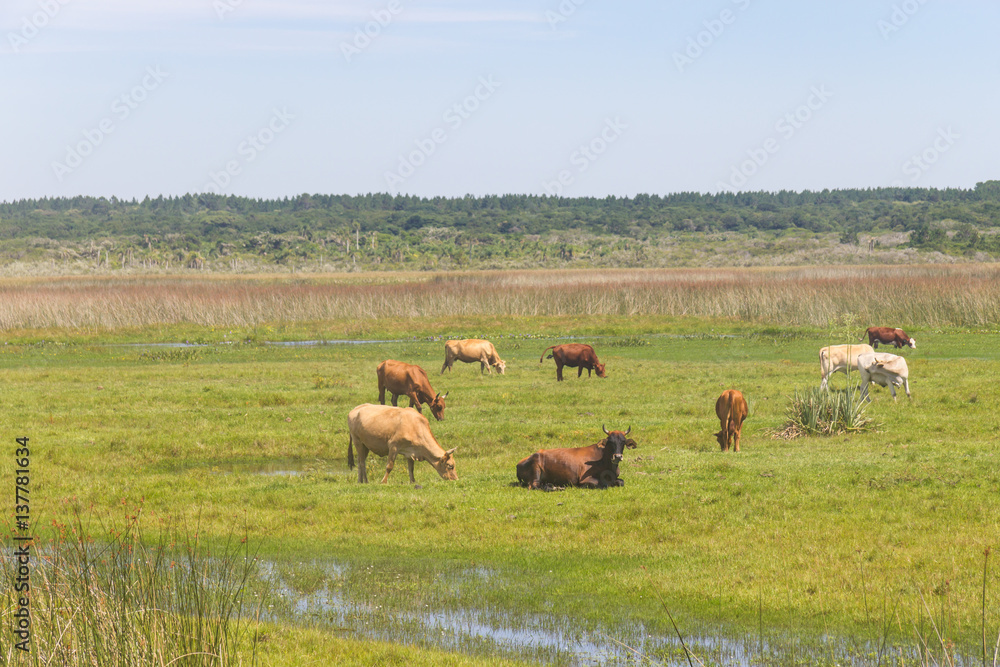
857, 352, 911, 402
377, 359, 447, 421
715, 389, 748, 452
442, 339, 506, 375
348, 404, 457, 484
539, 343, 606, 381
862, 327, 916, 349
516, 426, 637, 490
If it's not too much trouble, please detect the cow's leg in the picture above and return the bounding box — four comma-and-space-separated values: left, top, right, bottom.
889, 384, 897, 401
578, 366, 584, 378
903, 378, 911, 399
380, 446, 398, 483
555, 361, 564, 381
441, 358, 450, 374
356, 442, 369, 483
406, 457, 416, 483
379, 385, 387, 405
407, 392, 422, 412
733, 425, 741, 453
390, 392, 400, 406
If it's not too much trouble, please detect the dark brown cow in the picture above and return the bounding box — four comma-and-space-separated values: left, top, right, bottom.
516, 426, 637, 490
715, 389, 748, 452
539, 343, 606, 381
376, 359, 447, 421
861, 327, 916, 349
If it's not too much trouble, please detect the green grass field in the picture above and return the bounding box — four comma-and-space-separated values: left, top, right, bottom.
2, 270, 1000, 665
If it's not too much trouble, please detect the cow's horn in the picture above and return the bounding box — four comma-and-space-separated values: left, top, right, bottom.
624, 426, 631, 436
602, 424, 609, 435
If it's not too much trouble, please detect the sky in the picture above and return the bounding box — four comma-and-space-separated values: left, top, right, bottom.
1, 0, 996, 201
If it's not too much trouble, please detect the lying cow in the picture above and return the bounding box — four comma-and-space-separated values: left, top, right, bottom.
539, 343, 606, 381
857, 352, 911, 402
862, 327, 916, 349
377, 359, 447, 421
715, 389, 748, 452
347, 403, 457, 483
516, 426, 636, 490
819, 344, 875, 390
441, 339, 506, 375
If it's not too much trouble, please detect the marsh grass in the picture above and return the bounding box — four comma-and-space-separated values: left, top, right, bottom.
1, 504, 264, 667
3, 264, 1000, 332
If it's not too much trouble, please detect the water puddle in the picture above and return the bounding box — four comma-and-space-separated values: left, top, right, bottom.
256, 559, 971, 667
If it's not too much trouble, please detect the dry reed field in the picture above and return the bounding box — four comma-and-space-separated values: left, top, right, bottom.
1, 264, 999, 331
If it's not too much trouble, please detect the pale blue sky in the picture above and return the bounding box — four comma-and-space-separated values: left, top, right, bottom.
2, 1, 996, 200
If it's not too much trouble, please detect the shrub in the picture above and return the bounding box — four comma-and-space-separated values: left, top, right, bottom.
777, 386, 877, 438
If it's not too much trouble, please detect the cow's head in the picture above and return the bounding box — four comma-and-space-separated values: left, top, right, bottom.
715, 430, 727, 449
494, 359, 507, 375
601, 425, 635, 463
431, 447, 458, 480
595, 362, 607, 378
907, 338, 916, 349
430, 391, 448, 421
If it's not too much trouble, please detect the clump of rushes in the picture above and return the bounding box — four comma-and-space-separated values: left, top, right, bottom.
1, 501, 265, 667
776, 386, 877, 438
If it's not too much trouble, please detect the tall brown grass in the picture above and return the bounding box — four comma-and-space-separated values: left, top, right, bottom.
1, 265, 999, 330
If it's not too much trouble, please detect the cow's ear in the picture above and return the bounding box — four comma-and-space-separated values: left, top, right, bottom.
596, 439, 607, 449
625, 438, 638, 449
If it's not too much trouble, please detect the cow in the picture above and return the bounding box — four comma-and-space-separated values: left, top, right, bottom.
819, 344, 875, 390
857, 352, 911, 402
516, 426, 637, 490
376, 360, 447, 421
715, 389, 748, 452
861, 327, 917, 349
539, 343, 606, 381
347, 404, 457, 484
441, 339, 506, 375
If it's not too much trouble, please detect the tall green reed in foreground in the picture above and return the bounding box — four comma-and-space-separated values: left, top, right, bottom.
1, 503, 264, 667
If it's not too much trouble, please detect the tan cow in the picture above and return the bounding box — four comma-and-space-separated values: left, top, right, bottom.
377, 359, 447, 421
441, 339, 506, 375
857, 352, 911, 402
347, 404, 457, 484
715, 389, 748, 452
819, 344, 875, 390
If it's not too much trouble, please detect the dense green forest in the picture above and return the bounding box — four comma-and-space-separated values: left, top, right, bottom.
2, 183, 999, 272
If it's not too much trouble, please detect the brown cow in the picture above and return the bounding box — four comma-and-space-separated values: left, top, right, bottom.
516, 426, 637, 490
441, 339, 506, 375
539, 343, 606, 381
377, 359, 447, 421
347, 404, 457, 483
861, 327, 916, 349
715, 389, 748, 452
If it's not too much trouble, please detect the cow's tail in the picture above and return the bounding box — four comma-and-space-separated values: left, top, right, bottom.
539, 346, 557, 363
347, 431, 355, 470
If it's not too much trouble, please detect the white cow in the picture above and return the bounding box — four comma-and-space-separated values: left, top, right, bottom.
857, 352, 911, 402
819, 344, 875, 390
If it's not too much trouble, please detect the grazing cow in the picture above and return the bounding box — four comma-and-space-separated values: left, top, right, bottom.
516, 426, 637, 490
347, 404, 457, 484
377, 360, 447, 421
862, 327, 917, 349
539, 343, 606, 381
715, 389, 748, 452
441, 339, 506, 375
857, 352, 911, 402
819, 344, 875, 390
